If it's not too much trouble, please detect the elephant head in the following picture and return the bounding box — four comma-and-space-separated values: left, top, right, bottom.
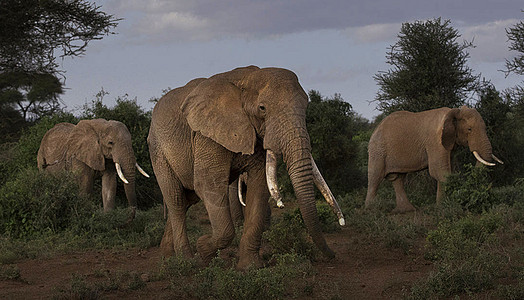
181, 66, 340, 257
66, 119, 149, 216
441, 106, 503, 166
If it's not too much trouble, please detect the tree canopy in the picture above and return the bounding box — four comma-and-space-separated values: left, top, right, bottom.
0, 0, 120, 139
504, 12, 524, 96
0, 0, 119, 74
374, 18, 480, 114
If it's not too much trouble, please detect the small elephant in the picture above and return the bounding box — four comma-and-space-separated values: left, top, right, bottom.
366, 106, 503, 213
148, 66, 344, 270
37, 119, 150, 218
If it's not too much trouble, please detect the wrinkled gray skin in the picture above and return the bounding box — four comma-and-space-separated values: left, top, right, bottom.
37, 119, 139, 217
148, 66, 335, 270
228, 175, 271, 228
366, 106, 497, 213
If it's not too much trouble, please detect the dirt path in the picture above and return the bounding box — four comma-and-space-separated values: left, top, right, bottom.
0, 226, 433, 299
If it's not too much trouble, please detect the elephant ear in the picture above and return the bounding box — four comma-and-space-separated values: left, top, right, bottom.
181, 77, 256, 155
441, 108, 460, 151
66, 120, 105, 171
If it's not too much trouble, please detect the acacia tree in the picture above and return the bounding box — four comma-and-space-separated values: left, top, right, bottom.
0, 0, 119, 130
504, 14, 524, 96
374, 18, 480, 114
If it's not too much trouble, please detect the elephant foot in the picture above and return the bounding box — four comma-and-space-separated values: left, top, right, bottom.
196, 235, 218, 265
391, 204, 416, 214
236, 252, 264, 271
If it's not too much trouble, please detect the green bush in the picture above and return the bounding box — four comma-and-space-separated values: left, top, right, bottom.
425, 212, 503, 261
263, 209, 317, 259
0, 169, 95, 238
444, 164, 496, 213
410, 252, 505, 299
413, 211, 507, 298
193, 253, 313, 300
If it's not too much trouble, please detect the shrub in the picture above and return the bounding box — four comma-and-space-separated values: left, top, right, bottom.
263, 209, 317, 259
444, 164, 496, 213
410, 252, 505, 299
193, 253, 313, 300
425, 212, 504, 261
0, 169, 95, 238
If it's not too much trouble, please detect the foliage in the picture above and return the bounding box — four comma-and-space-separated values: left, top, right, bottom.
0, 0, 119, 132
0, 0, 119, 74
425, 213, 503, 261
306, 90, 369, 194
193, 254, 314, 300
263, 208, 318, 259
443, 164, 496, 213
0, 71, 63, 122
409, 252, 504, 299
504, 14, 524, 81
0, 169, 95, 238
374, 18, 480, 114
412, 211, 507, 298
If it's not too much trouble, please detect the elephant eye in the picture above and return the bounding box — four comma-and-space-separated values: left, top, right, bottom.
108, 141, 114, 145
468, 128, 472, 132
258, 104, 266, 112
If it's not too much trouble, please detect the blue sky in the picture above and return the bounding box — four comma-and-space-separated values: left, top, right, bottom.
59, 0, 523, 120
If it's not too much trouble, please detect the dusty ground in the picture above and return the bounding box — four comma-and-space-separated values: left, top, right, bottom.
0, 223, 433, 300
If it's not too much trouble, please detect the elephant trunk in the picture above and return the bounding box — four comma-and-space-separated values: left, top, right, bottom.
113, 147, 138, 221
470, 135, 496, 166
280, 129, 335, 258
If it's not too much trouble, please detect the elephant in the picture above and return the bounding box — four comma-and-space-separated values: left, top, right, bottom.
365, 106, 503, 213
37, 119, 150, 219
148, 65, 344, 270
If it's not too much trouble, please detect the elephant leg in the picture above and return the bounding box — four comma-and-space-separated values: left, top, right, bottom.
71, 159, 95, 196
193, 136, 235, 264
391, 173, 416, 213
153, 158, 192, 258
365, 160, 384, 209
237, 165, 270, 270
101, 169, 117, 212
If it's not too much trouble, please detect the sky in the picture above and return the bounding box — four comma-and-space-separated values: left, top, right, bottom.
59, 0, 523, 120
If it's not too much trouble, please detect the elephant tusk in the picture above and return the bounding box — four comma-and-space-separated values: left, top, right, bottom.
492, 154, 504, 164
311, 157, 346, 226
473, 151, 496, 167
266, 150, 284, 208
238, 174, 246, 207
135, 163, 150, 178
115, 162, 129, 184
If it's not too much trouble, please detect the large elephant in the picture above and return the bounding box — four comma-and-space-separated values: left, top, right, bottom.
365, 106, 503, 213
37, 119, 150, 219
148, 66, 344, 270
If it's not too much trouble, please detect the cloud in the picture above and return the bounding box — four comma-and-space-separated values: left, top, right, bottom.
460, 19, 518, 63
345, 23, 401, 44
106, 0, 522, 43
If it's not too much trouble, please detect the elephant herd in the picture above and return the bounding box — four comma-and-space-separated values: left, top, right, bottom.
37, 65, 502, 270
